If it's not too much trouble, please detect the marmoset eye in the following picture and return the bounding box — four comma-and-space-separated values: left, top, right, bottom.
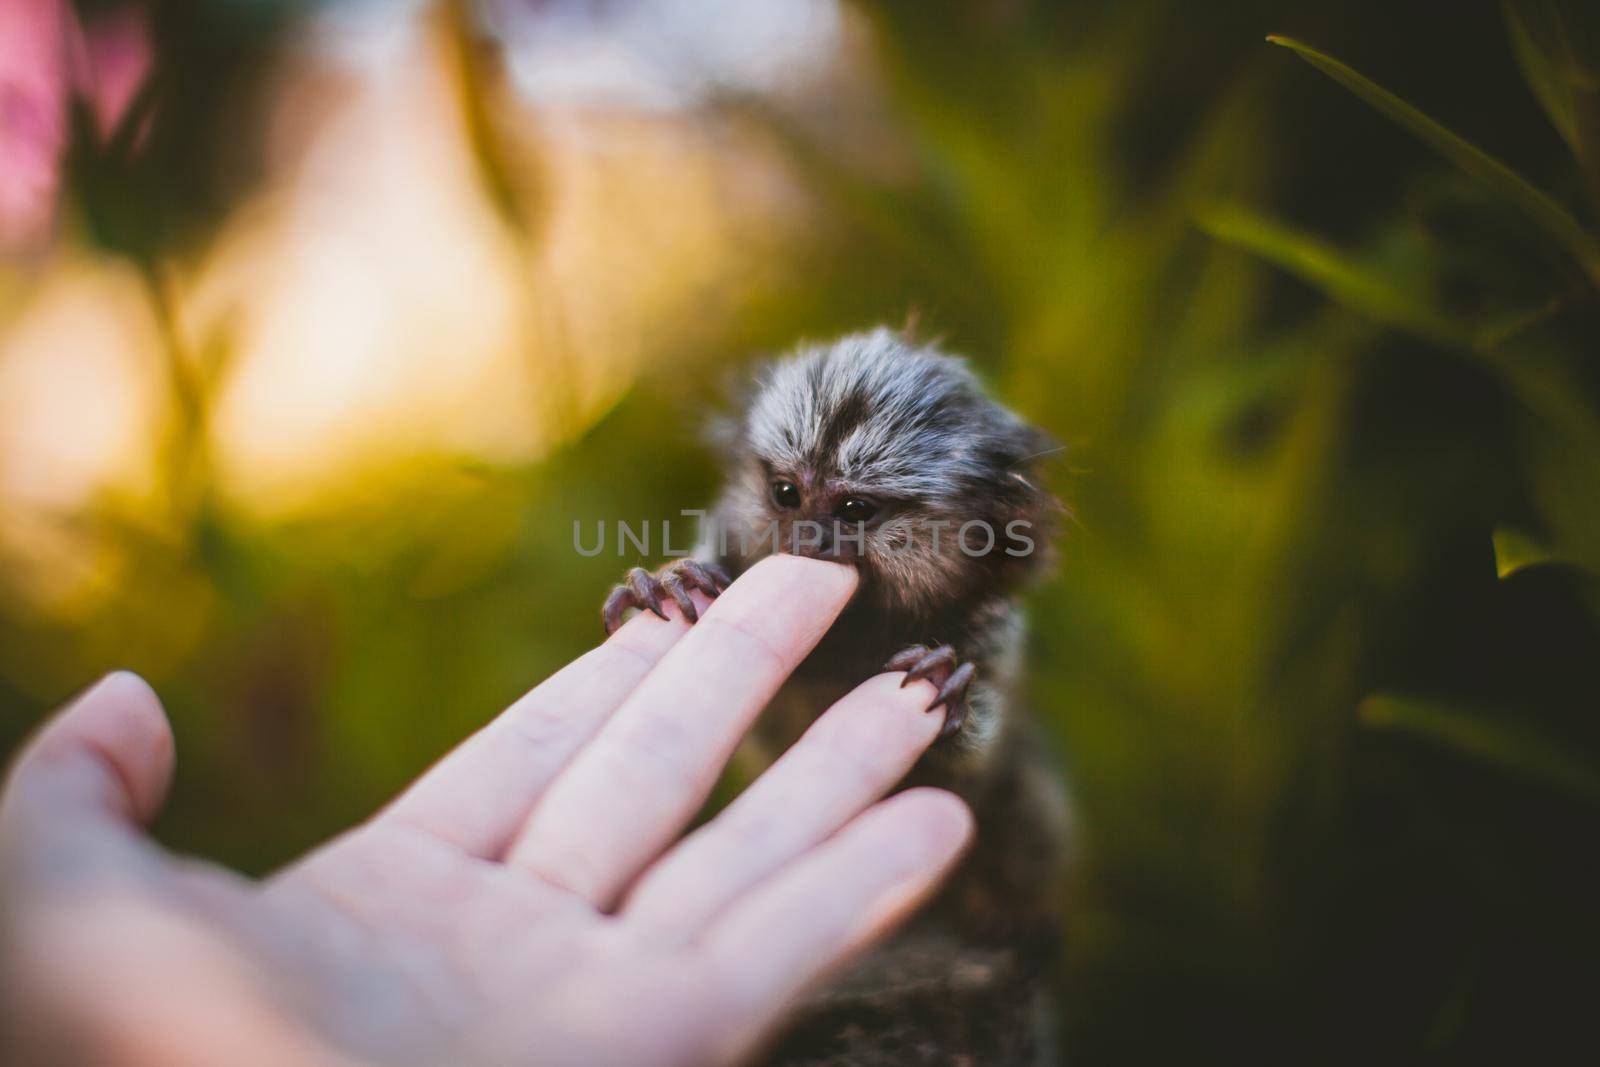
836, 497, 878, 523
771, 480, 802, 509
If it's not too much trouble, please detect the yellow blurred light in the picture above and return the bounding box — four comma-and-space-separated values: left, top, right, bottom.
175, 6, 794, 520
0, 260, 165, 513
186, 31, 541, 516
0, 259, 170, 616
2, 0, 809, 600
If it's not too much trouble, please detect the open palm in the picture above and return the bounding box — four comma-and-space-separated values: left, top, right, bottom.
0, 556, 969, 1067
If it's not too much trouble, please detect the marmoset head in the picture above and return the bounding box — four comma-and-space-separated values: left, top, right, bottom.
716, 328, 1058, 615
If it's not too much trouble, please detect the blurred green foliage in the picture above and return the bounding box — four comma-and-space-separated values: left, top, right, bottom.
4, 0, 1600, 1062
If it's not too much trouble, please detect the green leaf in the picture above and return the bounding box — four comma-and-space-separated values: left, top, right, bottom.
1502, 0, 1600, 212
1361, 693, 1600, 802
442, 0, 538, 240
1505, 361, 1600, 577
1504, 1, 1580, 146
1491, 525, 1559, 578
1195, 202, 1470, 347
1267, 34, 1600, 286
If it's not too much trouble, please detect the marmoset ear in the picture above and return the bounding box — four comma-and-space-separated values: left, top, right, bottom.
995, 421, 1061, 508
896, 308, 945, 349
991, 420, 1068, 571
704, 356, 771, 459
703, 407, 742, 457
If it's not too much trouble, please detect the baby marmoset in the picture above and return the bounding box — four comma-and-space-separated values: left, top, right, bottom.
603, 327, 1073, 1066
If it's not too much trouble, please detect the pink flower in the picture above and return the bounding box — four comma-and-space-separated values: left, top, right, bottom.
0, 0, 151, 255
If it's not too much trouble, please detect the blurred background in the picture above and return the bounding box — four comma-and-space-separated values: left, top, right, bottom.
3, 0, 1599, 1061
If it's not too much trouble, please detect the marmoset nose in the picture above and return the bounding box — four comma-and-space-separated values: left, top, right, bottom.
785, 519, 863, 561
788, 519, 834, 559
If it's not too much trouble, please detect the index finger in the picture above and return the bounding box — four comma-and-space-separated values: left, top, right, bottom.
505, 555, 857, 908
376, 595, 708, 859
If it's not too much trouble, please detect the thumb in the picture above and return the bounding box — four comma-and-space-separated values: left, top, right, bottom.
4, 671, 176, 827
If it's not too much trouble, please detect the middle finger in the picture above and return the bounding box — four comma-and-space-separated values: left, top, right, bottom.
620, 669, 943, 943
504, 555, 856, 908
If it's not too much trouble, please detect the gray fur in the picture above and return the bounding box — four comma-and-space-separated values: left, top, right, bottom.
711, 327, 1056, 622
691, 329, 1072, 1066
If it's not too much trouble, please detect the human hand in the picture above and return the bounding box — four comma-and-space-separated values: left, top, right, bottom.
0, 555, 970, 1067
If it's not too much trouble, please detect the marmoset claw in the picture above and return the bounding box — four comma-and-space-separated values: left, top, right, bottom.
602, 559, 732, 635
884, 644, 977, 741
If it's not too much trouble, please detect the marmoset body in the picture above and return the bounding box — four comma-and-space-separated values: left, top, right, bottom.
603, 328, 1072, 1066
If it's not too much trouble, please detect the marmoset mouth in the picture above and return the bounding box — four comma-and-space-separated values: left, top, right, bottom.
779, 524, 867, 562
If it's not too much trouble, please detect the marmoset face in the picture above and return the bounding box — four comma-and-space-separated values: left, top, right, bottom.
716, 328, 1055, 614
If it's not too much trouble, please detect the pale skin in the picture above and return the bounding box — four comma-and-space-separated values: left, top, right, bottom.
0, 556, 972, 1067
